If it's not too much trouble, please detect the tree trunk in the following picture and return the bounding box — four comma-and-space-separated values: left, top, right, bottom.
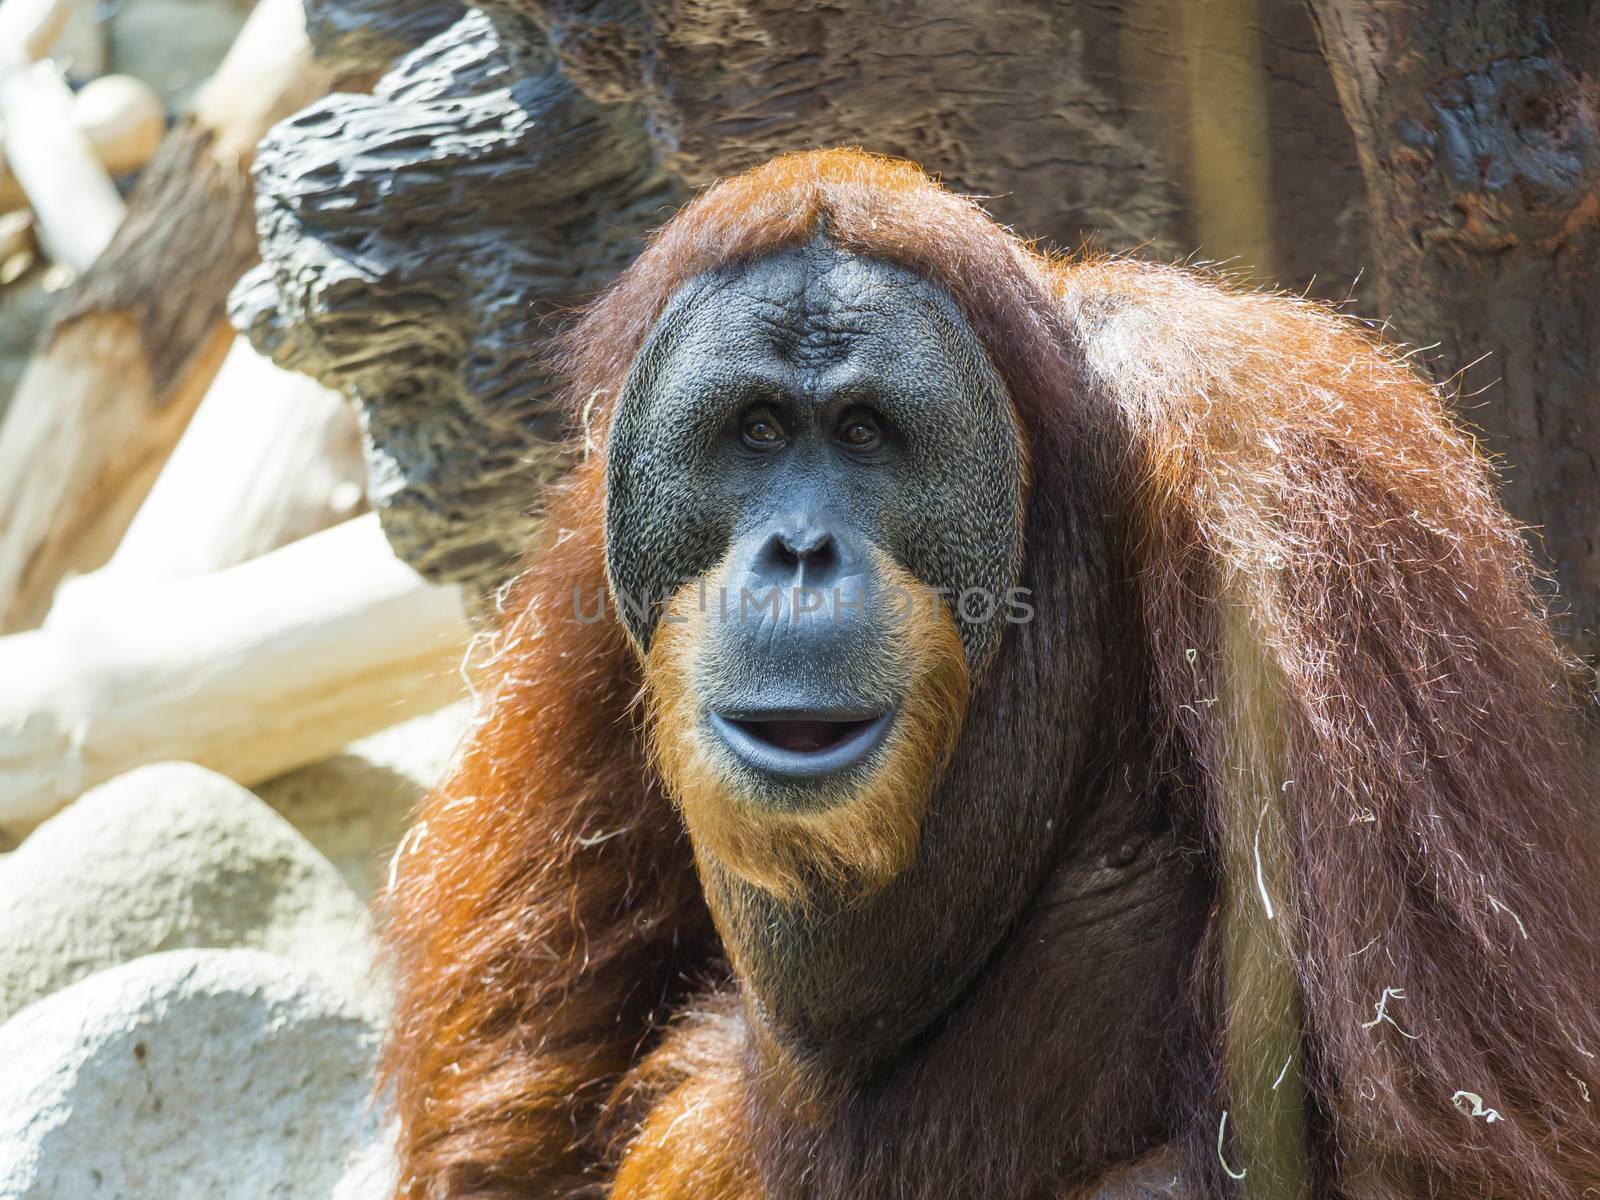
243, 0, 1368, 598
0, 63, 124, 271
1309, 2, 1600, 667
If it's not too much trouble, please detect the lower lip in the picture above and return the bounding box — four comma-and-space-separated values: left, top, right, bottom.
706, 710, 896, 780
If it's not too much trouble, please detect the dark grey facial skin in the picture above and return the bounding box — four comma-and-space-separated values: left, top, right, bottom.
606, 238, 1025, 803
605, 238, 1023, 660
604, 239, 1139, 1072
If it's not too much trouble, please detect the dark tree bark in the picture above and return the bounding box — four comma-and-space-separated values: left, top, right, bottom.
241, 0, 1368, 597
234, 9, 681, 586
303, 0, 465, 74
1309, 2, 1600, 666
503, 0, 1373, 299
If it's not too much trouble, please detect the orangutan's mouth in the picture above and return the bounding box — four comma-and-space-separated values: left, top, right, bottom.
707, 709, 894, 779
739, 716, 876, 753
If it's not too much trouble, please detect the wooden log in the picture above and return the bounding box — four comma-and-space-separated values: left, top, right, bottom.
302, 0, 462, 75
99, 339, 365, 581
0, 209, 29, 265
0, 63, 122, 270
49, 0, 103, 77
0, 74, 169, 211
45, 339, 366, 625
0, 0, 74, 67
0, 0, 109, 226
192, 0, 331, 165
0, 313, 207, 626
0, 0, 335, 633
0, 514, 471, 836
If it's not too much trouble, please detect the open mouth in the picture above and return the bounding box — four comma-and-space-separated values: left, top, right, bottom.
736, 716, 875, 753
706, 709, 894, 779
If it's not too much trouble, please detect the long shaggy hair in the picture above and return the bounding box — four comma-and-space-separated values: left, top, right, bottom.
380, 149, 1600, 1199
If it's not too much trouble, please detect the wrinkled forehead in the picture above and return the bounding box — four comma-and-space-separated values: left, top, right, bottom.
634, 239, 986, 392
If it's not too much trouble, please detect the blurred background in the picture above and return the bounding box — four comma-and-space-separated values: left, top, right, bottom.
0, 2, 1596, 1196
0, 0, 262, 395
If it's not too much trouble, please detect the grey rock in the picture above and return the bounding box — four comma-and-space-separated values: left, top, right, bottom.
256, 700, 471, 898
331, 1132, 401, 1200
0, 762, 378, 1022
0, 948, 389, 1200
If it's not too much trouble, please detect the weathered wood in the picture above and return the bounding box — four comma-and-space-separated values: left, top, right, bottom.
302, 0, 463, 74
0, 209, 29, 265
0, 0, 334, 632
0, 0, 74, 67
0, 313, 219, 629
45, 340, 366, 626
104, 340, 365, 581
0, 0, 111, 216
242, 0, 1367, 597
0, 514, 471, 836
1309, 2, 1600, 666
0, 74, 167, 212
49, 0, 103, 77
0, 63, 123, 270
513, 0, 1369, 282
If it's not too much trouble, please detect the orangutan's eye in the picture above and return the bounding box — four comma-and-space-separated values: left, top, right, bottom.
741, 409, 786, 450
838, 410, 882, 451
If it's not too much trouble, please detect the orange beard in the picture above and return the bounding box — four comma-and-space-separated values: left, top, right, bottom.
642, 555, 971, 903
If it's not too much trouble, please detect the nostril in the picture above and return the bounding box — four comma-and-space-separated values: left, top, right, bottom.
781, 532, 838, 585
762, 537, 802, 574
782, 529, 833, 562
751, 527, 843, 588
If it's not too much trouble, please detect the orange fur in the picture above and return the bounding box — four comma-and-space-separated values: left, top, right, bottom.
378, 456, 719, 1199
604, 999, 761, 1200
1057, 259, 1600, 1195
381, 150, 1600, 1199
643, 554, 970, 902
